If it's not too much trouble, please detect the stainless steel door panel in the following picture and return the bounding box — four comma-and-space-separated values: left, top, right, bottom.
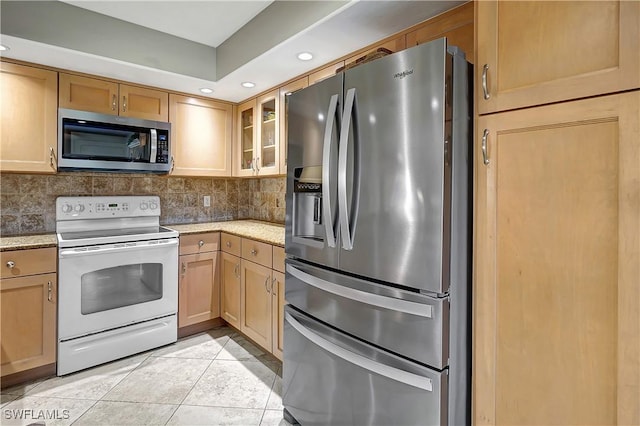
283, 307, 447, 426
285, 74, 343, 269
285, 259, 449, 369
339, 39, 451, 294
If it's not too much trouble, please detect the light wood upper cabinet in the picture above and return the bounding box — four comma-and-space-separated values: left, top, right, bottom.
240, 259, 273, 351
178, 251, 220, 328
474, 92, 640, 425
1, 248, 57, 377
59, 73, 169, 121
221, 252, 241, 329
234, 89, 281, 177
344, 35, 407, 67
0, 62, 58, 173
271, 270, 285, 361
279, 77, 309, 174
406, 2, 473, 63
309, 61, 344, 86
476, 1, 640, 114
170, 94, 233, 177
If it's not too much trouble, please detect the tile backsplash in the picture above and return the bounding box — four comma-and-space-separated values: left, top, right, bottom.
0, 173, 286, 236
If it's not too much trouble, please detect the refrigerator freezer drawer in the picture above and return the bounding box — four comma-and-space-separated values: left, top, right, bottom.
285, 259, 449, 369
283, 306, 448, 426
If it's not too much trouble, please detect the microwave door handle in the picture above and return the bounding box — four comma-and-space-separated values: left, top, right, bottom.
322, 94, 339, 248
338, 88, 357, 251
149, 129, 157, 163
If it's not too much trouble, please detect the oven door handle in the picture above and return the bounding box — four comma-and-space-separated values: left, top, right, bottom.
285, 312, 433, 392
59, 239, 178, 258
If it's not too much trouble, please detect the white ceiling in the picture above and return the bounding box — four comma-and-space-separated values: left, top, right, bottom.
1, 1, 465, 102
60, 1, 273, 48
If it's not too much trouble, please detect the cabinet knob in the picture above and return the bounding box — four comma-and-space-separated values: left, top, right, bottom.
226, 241, 232, 248
6, 261, 15, 269
198, 240, 205, 247
250, 249, 257, 256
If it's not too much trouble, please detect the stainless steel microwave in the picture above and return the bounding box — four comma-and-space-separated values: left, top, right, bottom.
58, 108, 171, 173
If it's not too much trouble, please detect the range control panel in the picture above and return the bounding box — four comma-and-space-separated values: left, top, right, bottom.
56, 196, 161, 220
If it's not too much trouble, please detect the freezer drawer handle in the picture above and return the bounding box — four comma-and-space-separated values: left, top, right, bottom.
286, 312, 433, 392
287, 264, 433, 318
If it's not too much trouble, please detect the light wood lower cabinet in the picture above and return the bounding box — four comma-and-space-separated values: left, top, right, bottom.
221, 252, 241, 328
178, 251, 220, 328
271, 270, 285, 360
240, 259, 273, 351
474, 91, 640, 425
0, 62, 58, 173
1, 248, 57, 377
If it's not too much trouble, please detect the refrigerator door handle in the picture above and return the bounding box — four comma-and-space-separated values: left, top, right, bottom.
338, 87, 356, 250
285, 312, 433, 392
322, 94, 339, 248
286, 264, 433, 318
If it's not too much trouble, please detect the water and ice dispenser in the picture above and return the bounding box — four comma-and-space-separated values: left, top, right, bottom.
292, 166, 327, 244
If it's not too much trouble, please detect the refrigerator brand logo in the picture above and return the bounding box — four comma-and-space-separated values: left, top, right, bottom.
393, 69, 414, 79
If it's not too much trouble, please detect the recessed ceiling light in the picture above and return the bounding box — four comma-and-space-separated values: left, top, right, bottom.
0, 45, 10, 51
199, 88, 214, 94
241, 82, 256, 88
297, 52, 313, 61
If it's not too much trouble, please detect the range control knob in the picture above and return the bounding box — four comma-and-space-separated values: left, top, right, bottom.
140, 202, 149, 210
62, 204, 73, 213
74, 204, 85, 213
149, 201, 158, 210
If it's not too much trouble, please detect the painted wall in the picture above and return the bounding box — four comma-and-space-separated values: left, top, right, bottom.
0, 173, 285, 236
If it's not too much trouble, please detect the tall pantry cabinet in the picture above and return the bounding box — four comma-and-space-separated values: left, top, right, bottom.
474, 2, 640, 425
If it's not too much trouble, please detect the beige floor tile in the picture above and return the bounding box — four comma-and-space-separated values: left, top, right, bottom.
166, 405, 263, 426
102, 356, 210, 404
265, 375, 283, 410
216, 336, 281, 373
260, 409, 293, 426
1, 396, 95, 426
0, 378, 48, 397
151, 329, 230, 359
26, 353, 148, 400
73, 400, 177, 426
183, 360, 275, 409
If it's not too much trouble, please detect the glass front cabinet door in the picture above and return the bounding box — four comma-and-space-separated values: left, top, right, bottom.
235, 89, 280, 176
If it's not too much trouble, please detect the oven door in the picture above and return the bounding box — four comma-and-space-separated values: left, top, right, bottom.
58, 238, 178, 340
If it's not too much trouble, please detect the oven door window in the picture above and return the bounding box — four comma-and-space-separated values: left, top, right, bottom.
81, 263, 163, 315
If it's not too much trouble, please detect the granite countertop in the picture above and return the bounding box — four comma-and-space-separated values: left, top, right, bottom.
0, 234, 58, 252
167, 220, 285, 247
0, 220, 285, 251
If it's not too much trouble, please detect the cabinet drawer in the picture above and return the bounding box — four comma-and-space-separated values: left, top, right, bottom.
0, 248, 56, 279
273, 246, 285, 273
221, 233, 241, 257
241, 238, 272, 268
180, 232, 220, 255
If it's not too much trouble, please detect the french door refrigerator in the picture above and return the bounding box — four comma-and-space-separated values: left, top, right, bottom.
283, 38, 472, 426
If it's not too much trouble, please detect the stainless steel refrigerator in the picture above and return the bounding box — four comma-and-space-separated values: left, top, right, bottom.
283, 38, 472, 426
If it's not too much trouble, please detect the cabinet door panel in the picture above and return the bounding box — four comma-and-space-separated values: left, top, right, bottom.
221, 252, 241, 328
235, 99, 257, 177
59, 73, 118, 115
271, 270, 285, 360
477, 1, 640, 113
0, 62, 57, 173
406, 2, 473, 63
474, 92, 639, 425
240, 259, 272, 351
257, 89, 280, 176
170, 94, 233, 176
179, 252, 220, 327
1, 273, 57, 376
120, 84, 168, 122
